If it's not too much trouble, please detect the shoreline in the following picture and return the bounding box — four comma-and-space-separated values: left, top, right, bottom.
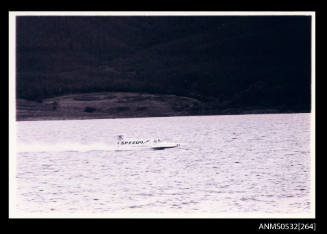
16, 110, 310, 122
16, 92, 310, 121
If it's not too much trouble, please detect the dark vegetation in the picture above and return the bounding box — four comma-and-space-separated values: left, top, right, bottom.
16, 16, 311, 114
84, 106, 96, 113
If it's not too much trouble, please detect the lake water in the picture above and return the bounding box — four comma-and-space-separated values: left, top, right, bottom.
14, 113, 312, 217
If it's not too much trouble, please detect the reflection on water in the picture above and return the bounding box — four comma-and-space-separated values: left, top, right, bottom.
15, 114, 311, 215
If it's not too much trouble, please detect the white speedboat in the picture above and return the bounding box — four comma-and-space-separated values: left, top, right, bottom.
116, 135, 180, 150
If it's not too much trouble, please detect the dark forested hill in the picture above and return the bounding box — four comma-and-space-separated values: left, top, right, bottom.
16, 16, 311, 114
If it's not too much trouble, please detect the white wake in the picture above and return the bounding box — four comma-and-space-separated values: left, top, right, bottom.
16, 142, 118, 153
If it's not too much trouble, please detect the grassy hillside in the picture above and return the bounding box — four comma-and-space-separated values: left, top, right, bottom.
17, 91, 286, 121
16, 16, 311, 115
16, 92, 204, 121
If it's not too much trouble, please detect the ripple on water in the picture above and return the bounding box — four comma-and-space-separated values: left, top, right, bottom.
16, 114, 311, 215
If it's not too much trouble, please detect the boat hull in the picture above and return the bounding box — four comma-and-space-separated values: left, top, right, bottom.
151, 145, 179, 150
